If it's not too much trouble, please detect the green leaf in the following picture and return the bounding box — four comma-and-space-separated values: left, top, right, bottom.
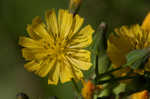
96, 77, 112, 98
98, 54, 111, 74
98, 88, 111, 97
125, 49, 150, 69
113, 83, 126, 95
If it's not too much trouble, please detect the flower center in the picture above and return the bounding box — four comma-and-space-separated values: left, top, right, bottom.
54, 39, 66, 60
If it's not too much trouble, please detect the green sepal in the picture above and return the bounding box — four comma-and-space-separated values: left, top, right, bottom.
125, 49, 150, 69
98, 53, 111, 74
90, 22, 111, 76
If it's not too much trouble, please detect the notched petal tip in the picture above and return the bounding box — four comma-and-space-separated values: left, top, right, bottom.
87, 25, 95, 34
26, 24, 40, 39
32, 16, 43, 27
18, 36, 26, 46
45, 9, 55, 18
26, 24, 33, 34
21, 48, 33, 61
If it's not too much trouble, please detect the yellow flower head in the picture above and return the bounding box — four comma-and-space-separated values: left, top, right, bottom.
130, 90, 149, 99
19, 9, 94, 85
81, 80, 102, 99
107, 12, 150, 76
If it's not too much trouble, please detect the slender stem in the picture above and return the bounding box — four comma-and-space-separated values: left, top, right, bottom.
95, 55, 99, 81
97, 75, 138, 84
71, 79, 80, 95
73, 4, 81, 16
115, 95, 119, 99
96, 65, 127, 80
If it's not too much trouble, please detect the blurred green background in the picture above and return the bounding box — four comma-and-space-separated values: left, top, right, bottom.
0, 0, 150, 99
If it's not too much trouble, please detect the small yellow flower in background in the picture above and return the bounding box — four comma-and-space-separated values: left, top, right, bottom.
19, 9, 94, 85
130, 90, 149, 99
81, 80, 102, 99
107, 12, 150, 76
142, 12, 150, 31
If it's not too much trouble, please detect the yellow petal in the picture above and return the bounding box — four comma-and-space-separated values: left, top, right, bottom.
73, 14, 84, 33
107, 40, 126, 66
69, 25, 94, 48
48, 62, 60, 85
68, 14, 84, 38
142, 12, 150, 31
22, 48, 34, 60
31, 16, 52, 40
130, 24, 143, 37
60, 60, 73, 83
119, 25, 141, 38
34, 52, 49, 60
24, 60, 42, 72
113, 27, 135, 50
66, 50, 92, 70
22, 47, 52, 60
19, 37, 42, 48
68, 49, 91, 62
31, 48, 54, 60
72, 66, 83, 80
67, 56, 92, 70
107, 26, 136, 66
64, 57, 83, 81
26, 24, 40, 40
36, 58, 56, 77
45, 9, 58, 36
58, 9, 73, 38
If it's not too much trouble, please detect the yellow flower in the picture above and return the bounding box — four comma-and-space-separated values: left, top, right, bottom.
130, 90, 149, 99
81, 80, 102, 99
142, 12, 150, 31
107, 12, 150, 76
19, 9, 94, 85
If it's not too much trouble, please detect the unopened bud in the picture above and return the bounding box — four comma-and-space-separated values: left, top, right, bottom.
69, 0, 82, 15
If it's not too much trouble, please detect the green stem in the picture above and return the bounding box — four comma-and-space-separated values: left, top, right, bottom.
115, 95, 119, 99
97, 75, 138, 84
95, 55, 99, 80
96, 66, 123, 80
73, 4, 81, 16
71, 79, 80, 95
